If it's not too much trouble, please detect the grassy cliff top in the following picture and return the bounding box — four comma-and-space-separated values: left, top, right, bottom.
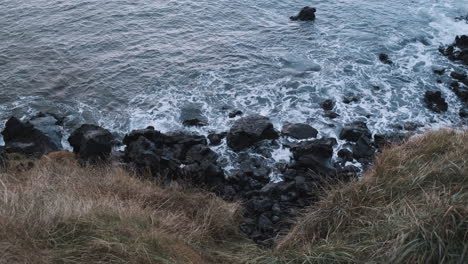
0, 129, 467, 263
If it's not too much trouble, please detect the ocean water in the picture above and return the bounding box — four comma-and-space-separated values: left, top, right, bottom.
0, 0, 467, 166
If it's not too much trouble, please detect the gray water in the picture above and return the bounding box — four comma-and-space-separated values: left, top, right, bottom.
1, 0, 467, 162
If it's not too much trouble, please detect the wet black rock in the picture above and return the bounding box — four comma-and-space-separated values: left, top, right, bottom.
123, 128, 224, 189
379, 53, 393, 65
451, 71, 467, 81
180, 104, 208, 127
374, 133, 407, 150
290, 6, 316, 21
343, 96, 359, 104
460, 104, 468, 118
1, 116, 62, 156
68, 124, 114, 162
321, 99, 334, 111
352, 136, 375, 161
227, 114, 279, 152
324, 111, 340, 119
207, 132, 227, 146
423, 91, 448, 113
228, 110, 243, 118
339, 121, 372, 142
0, 146, 6, 168
291, 138, 335, 172
433, 68, 445, 75
281, 123, 318, 139
29, 113, 63, 149
440, 35, 468, 66
338, 148, 353, 163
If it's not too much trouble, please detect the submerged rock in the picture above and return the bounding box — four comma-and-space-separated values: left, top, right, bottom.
227, 114, 279, 152
379, 53, 393, 65
281, 123, 318, 139
207, 132, 227, 146
450, 71, 467, 81
423, 91, 448, 113
1, 116, 62, 156
68, 124, 114, 162
290, 6, 316, 21
228, 110, 243, 118
321, 99, 335, 111
180, 104, 208, 127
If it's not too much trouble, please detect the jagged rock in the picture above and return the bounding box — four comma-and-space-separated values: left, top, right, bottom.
338, 148, 353, 163
291, 138, 336, 172
29, 113, 63, 148
180, 104, 208, 127
433, 68, 445, 75
440, 35, 468, 66
324, 111, 340, 119
0, 146, 6, 168
207, 132, 226, 146
281, 123, 318, 139
352, 136, 375, 160
460, 105, 468, 118
374, 133, 407, 150
424, 91, 448, 113
321, 99, 334, 111
68, 124, 114, 162
227, 114, 279, 151
228, 110, 243, 118
339, 121, 372, 142
290, 6, 316, 21
379, 53, 393, 65
451, 71, 467, 81
1, 116, 62, 156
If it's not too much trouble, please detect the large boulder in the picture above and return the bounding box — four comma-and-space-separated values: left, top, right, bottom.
29, 113, 63, 149
281, 123, 318, 139
68, 124, 114, 162
339, 121, 372, 142
123, 127, 224, 189
290, 6, 316, 21
1, 116, 62, 156
290, 138, 336, 172
424, 91, 448, 113
227, 115, 279, 152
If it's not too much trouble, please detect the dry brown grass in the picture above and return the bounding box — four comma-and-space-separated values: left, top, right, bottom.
1, 129, 467, 264
275, 129, 468, 263
0, 151, 258, 264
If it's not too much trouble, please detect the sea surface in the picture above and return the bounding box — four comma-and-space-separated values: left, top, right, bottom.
1, 0, 467, 168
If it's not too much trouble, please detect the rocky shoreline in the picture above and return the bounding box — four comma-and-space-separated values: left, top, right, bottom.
1, 34, 468, 246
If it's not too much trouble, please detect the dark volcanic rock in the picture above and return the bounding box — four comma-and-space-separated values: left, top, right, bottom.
379, 53, 393, 65
321, 99, 335, 111
227, 114, 279, 152
29, 113, 63, 149
0, 146, 6, 168
352, 136, 376, 161
451, 71, 467, 81
339, 121, 372, 142
228, 110, 243, 118
290, 6, 316, 21
68, 124, 114, 162
343, 96, 359, 104
424, 91, 448, 113
123, 128, 224, 189
180, 104, 208, 127
338, 149, 353, 163
1, 116, 62, 156
291, 138, 336, 172
433, 68, 445, 75
324, 111, 340, 119
460, 105, 468, 118
440, 35, 468, 66
207, 132, 226, 146
281, 123, 318, 139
